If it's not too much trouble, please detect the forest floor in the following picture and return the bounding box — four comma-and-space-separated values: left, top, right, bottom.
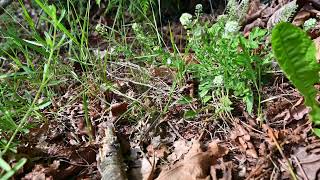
1, 0, 320, 179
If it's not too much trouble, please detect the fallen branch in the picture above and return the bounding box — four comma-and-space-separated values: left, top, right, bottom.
97, 125, 127, 180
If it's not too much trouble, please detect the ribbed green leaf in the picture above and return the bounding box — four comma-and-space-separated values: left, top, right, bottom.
272, 22, 320, 124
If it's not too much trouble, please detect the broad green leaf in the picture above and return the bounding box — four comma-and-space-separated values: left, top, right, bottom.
244, 92, 253, 115
35, 100, 52, 110
1, 158, 27, 180
314, 128, 320, 137
271, 22, 320, 124
0, 157, 11, 171
184, 110, 197, 119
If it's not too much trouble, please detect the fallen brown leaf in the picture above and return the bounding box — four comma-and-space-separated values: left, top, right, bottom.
291, 101, 309, 121
111, 102, 128, 117
230, 123, 258, 159
156, 140, 228, 180
292, 10, 311, 26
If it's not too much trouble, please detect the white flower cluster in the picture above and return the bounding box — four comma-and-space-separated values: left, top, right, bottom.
180, 13, 193, 27
195, 4, 203, 16
132, 23, 140, 32
224, 21, 239, 35
304, 18, 317, 31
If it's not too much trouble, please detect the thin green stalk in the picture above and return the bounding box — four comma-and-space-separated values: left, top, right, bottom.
83, 92, 93, 141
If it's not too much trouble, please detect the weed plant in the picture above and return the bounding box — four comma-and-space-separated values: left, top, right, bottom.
181, 4, 272, 115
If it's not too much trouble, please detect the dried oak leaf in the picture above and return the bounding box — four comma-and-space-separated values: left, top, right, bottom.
156, 140, 228, 180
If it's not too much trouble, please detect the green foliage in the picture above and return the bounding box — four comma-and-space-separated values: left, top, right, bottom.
106, 0, 155, 20
0, 157, 27, 179
1, 0, 92, 156
182, 7, 271, 114
271, 22, 320, 127
226, 0, 250, 23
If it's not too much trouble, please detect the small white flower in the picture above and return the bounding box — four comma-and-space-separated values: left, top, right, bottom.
132, 23, 139, 31
213, 75, 223, 86
304, 18, 317, 31
224, 21, 239, 34
195, 4, 203, 13
180, 13, 193, 27
166, 58, 172, 65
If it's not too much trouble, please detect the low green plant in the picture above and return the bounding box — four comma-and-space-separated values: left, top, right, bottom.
181, 4, 271, 115
271, 22, 320, 135
1, 0, 94, 171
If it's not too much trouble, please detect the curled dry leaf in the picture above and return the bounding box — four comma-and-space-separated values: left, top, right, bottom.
111, 102, 128, 117
156, 140, 228, 180
292, 10, 311, 26
244, 18, 265, 37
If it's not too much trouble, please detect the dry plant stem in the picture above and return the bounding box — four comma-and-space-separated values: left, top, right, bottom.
267, 126, 297, 180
